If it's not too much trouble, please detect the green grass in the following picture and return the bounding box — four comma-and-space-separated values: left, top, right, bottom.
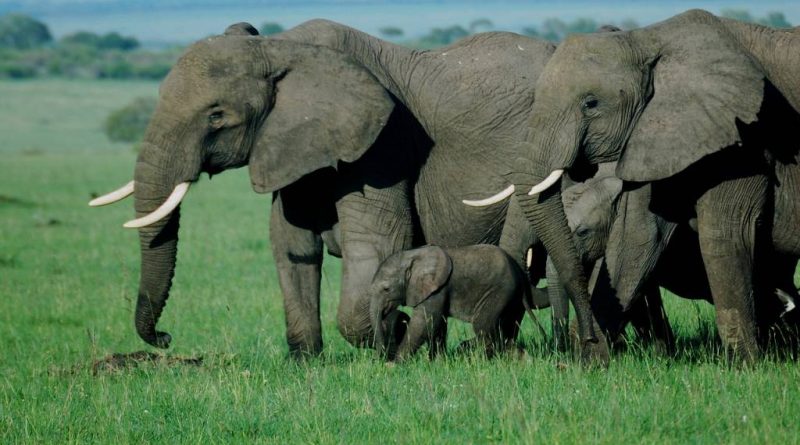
1, 79, 800, 444
0, 79, 157, 155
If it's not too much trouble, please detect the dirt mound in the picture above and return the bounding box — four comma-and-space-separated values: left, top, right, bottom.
91, 351, 202, 375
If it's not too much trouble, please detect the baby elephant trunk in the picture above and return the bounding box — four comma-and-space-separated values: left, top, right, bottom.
370, 297, 387, 358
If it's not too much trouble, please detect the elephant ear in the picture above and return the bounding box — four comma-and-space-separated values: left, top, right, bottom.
249, 41, 395, 193
406, 246, 453, 307
224, 22, 259, 36
617, 10, 765, 182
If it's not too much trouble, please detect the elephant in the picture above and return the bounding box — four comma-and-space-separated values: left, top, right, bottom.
89, 20, 599, 355
551, 164, 799, 354
369, 245, 534, 362
548, 165, 705, 353
467, 9, 800, 362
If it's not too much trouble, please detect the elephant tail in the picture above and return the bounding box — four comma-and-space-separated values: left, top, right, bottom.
521, 272, 548, 340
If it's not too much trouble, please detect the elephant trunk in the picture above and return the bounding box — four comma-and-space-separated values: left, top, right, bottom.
519, 185, 595, 344
513, 115, 596, 344
370, 295, 386, 358
132, 140, 198, 348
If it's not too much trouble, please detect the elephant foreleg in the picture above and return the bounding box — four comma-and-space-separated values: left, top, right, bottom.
397, 292, 447, 362
696, 173, 769, 364
335, 188, 415, 348
270, 191, 324, 357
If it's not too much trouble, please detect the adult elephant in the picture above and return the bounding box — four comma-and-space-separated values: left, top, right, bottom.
90, 21, 590, 354
467, 10, 800, 361
552, 165, 799, 353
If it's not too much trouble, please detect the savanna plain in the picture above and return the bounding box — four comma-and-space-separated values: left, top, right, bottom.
1, 79, 799, 444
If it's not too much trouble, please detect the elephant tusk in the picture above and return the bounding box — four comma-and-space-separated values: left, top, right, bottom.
462, 184, 515, 207
528, 169, 564, 196
776, 288, 797, 317
123, 182, 190, 229
89, 180, 134, 207
526, 248, 533, 268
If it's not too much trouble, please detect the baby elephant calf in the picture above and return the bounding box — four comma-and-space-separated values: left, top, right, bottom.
369, 245, 533, 362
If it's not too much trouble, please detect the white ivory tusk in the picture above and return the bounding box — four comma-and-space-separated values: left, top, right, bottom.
89, 180, 134, 207
526, 248, 533, 268
528, 169, 564, 196
776, 288, 797, 317
123, 182, 190, 228
462, 184, 515, 207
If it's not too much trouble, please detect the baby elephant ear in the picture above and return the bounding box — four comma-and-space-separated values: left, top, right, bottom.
406, 246, 453, 307
617, 10, 765, 182
224, 22, 259, 36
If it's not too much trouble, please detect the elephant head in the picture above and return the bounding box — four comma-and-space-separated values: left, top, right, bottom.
369, 246, 452, 357
90, 22, 394, 348
466, 10, 780, 346
562, 165, 623, 266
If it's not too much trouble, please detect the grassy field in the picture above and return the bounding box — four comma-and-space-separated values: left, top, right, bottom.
1, 79, 799, 444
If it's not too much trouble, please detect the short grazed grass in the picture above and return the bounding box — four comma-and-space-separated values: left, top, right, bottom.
1, 80, 799, 444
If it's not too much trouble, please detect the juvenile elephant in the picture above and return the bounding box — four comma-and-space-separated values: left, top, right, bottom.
552, 163, 799, 355
369, 245, 533, 361
468, 10, 800, 361
548, 167, 701, 353
89, 20, 599, 354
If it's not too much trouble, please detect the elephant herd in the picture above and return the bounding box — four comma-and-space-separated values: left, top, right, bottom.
89, 9, 800, 365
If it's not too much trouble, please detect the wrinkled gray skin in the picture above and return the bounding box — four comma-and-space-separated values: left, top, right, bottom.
490, 9, 800, 362
548, 165, 697, 353
369, 245, 531, 362
553, 164, 800, 353
119, 20, 578, 355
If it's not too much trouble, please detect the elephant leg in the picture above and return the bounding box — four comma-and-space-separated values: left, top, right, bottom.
270, 191, 324, 357
628, 284, 676, 356
335, 187, 415, 348
758, 254, 800, 353
397, 293, 446, 362
498, 298, 526, 354
429, 317, 448, 360
696, 174, 769, 364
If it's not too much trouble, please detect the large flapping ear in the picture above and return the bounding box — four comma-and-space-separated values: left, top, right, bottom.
617, 10, 765, 182
406, 246, 453, 307
249, 40, 395, 193
225, 22, 259, 36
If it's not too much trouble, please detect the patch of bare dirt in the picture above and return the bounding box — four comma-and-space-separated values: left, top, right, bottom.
91, 351, 203, 375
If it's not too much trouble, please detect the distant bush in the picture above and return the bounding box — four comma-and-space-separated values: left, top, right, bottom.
0, 61, 36, 78
379, 26, 404, 38
0, 14, 52, 50
259, 22, 284, 36
720, 9, 792, 28
60, 31, 140, 51
521, 17, 639, 41
411, 25, 470, 49
104, 97, 157, 143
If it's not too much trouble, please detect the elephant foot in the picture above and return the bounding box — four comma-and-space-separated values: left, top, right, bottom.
570, 320, 609, 368
287, 344, 323, 361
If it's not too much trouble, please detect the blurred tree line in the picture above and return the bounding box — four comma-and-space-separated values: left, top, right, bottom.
1, 10, 793, 80
0, 14, 178, 79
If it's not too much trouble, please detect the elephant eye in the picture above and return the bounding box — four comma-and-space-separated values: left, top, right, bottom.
208, 111, 225, 128
581, 96, 599, 115
576, 226, 591, 237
